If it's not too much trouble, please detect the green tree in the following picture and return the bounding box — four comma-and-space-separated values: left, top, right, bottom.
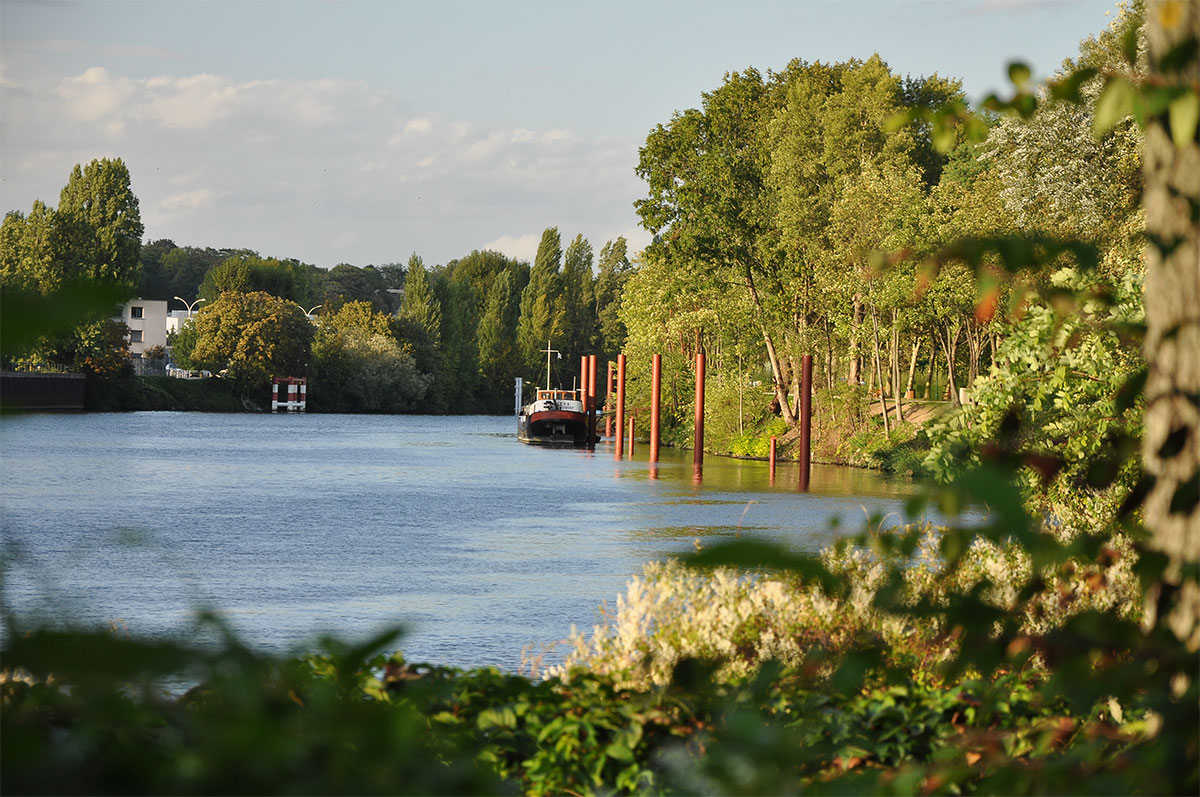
476, 269, 522, 412
516, 227, 565, 383
310, 301, 429, 412
559, 233, 597, 364
594, 237, 632, 362
189, 291, 313, 394
54, 158, 144, 294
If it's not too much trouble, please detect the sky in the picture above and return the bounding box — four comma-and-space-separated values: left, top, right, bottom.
2, 0, 1120, 272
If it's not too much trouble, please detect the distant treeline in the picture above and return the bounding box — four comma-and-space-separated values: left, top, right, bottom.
156, 229, 633, 414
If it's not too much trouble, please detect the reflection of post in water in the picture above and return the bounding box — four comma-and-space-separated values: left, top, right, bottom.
648, 463, 659, 481
692, 464, 703, 485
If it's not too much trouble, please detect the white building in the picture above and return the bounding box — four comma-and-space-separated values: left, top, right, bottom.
118, 299, 169, 355
166, 310, 191, 336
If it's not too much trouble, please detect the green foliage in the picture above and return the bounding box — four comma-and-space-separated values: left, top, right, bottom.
188, 291, 313, 394
923, 267, 1145, 535
310, 301, 430, 412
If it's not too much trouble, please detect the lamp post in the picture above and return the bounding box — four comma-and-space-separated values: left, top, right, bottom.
305, 305, 323, 319
174, 296, 205, 318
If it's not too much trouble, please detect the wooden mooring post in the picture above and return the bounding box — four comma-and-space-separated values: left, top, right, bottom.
614, 354, 626, 459
649, 353, 661, 463
798, 354, 813, 492
693, 350, 705, 469
587, 355, 598, 450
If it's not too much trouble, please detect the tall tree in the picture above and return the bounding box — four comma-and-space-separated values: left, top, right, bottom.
559, 233, 596, 364
55, 158, 143, 293
476, 269, 522, 412
516, 227, 565, 382
594, 236, 632, 362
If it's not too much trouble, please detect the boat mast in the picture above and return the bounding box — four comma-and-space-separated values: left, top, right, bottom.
541, 340, 560, 390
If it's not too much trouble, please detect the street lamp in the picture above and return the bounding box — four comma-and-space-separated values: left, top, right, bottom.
174, 296, 205, 318
305, 305, 323, 319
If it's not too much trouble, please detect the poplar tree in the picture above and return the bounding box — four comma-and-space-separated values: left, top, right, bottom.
516, 227, 565, 383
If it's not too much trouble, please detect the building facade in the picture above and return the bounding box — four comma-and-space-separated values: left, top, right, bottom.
119, 299, 169, 356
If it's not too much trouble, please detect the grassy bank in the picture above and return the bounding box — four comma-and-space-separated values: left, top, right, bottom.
86, 374, 254, 412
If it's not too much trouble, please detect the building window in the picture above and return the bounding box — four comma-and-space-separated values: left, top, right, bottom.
130, 306, 144, 319
130, 330, 144, 343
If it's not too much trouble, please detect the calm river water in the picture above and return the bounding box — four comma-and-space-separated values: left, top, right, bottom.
1, 412, 926, 670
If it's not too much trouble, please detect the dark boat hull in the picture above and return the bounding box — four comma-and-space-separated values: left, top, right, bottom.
518, 409, 591, 447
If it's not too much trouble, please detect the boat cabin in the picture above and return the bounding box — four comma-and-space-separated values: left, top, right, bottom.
536, 388, 580, 402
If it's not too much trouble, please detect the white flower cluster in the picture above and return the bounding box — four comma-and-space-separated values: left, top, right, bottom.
544, 522, 1142, 687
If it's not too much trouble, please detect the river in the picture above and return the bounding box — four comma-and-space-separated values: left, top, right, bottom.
1, 412, 927, 670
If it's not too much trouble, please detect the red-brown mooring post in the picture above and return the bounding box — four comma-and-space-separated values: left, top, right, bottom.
605, 361, 614, 438
693, 350, 705, 468
769, 436, 777, 482
649, 353, 662, 463
615, 354, 626, 459
799, 353, 813, 492
628, 417, 636, 457
587, 355, 598, 450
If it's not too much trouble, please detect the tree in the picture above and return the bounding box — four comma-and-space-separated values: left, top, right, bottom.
559, 233, 596, 363
594, 237, 632, 362
188, 291, 313, 394
516, 227, 565, 382
476, 269, 522, 412
55, 158, 144, 293
309, 301, 429, 412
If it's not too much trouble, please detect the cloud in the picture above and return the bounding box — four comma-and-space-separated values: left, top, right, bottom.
158, 188, 227, 212
404, 116, 433, 134
3, 66, 647, 269
481, 233, 541, 263
17, 39, 178, 60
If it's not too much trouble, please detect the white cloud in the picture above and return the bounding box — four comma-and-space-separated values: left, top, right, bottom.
158, 188, 226, 212
405, 116, 433, 134
3, 65, 646, 269
482, 233, 541, 262
541, 128, 574, 145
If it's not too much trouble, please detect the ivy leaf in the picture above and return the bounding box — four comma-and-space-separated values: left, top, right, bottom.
1168, 91, 1200, 149
1050, 67, 1099, 103
1094, 78, 1135, 136
1115, 368, 1148, 412
1008, 62, 1032, 90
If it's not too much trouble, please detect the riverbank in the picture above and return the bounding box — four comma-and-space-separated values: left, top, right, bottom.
85, 373, 252, 412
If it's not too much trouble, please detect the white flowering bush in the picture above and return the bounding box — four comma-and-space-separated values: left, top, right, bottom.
550, 520, 1142, 689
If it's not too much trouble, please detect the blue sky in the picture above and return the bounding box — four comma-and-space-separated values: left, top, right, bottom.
2, 0, 1119, 271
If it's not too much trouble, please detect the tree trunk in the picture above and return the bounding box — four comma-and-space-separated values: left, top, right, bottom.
905, 337, 921, 398
1142, 0, 1200, 647
965, 319, 988, 388
944, 321, 962, 406
847, 293, 864, 385
891, 309, 904, 422
926, 333, 937, 400
824, 319, 835, 393
871, 308, 890, 435
744, 272, 797, 425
